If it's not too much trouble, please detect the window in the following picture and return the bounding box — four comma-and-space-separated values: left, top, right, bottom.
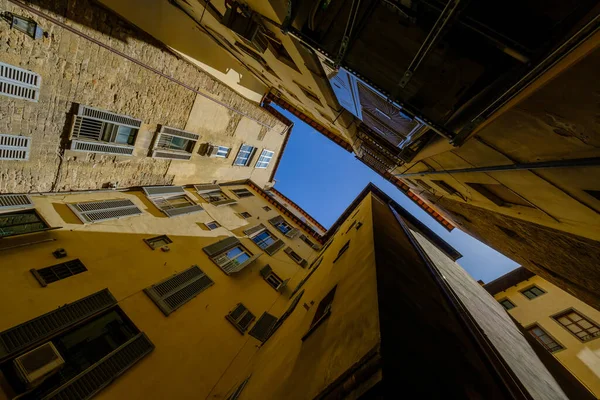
203, 237, 260, 275
143, 235, 172, 250
0, 134, 31, 161
154, 195, 202, 216
467, 183, 533, 208
416, 179, 433, 191
227, 376, 251, 400
520, 285, 546, 300
226, 303, 255, 334
68, 199, 143, 223
214, 145, 231, 158
299, 234, 315, 248
302, 286, 337, 341
356, 222, 363, 230
70, 105, 141, 156
432, 180, 461, 197
231, 188, 254, 198
31, 259, 87, 287
240, 212, 252, 219
499, 298, 516, 310
553, 310, 600, 342
261, 266, 285, 291
144, 265, 213, 316
255, 149, 274, 169
251, 230, 277, 250
284, 247, 307, 267
333, 241, 350, 263
248, 226, 285, 255
205, 221, 220, 230
233, 144, 257, 166
263, 206, 272, 211
0, 209, 49, 238
275, 220, 292, 234
527, 325, 564, 353
152, 126, 199, 160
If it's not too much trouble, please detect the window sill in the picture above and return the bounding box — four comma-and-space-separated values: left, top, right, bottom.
301, 310, 331, 341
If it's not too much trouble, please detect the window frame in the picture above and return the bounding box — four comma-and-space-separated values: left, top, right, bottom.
240, 212, 252, 219
526, 324, 564, 353
231, 188, 254, 198
0, 209, 51, 238
233, 144, 257, 167
205, 221, 220, 230
552, 309, 600, 342
262, 206, 272, 212
226, 303, 256, 334
214, 145, 231, 158
498, 298, 516, 311
275, 220, 293, 235
211, 245, 254, 271
264, 271, 285, 291
143, 235, 173, 250
255, 149, 274, 169
250, 229, 278, 250
520, 285, 546, 300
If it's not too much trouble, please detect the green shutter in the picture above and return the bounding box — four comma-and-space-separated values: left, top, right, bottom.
243, 224, 265, 236
264, 239, 285, 255
203, 236, 240, 257
268, 216, 284, 226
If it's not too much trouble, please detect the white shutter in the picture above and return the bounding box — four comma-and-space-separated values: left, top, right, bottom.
159, 126, 200, 141
142, 186, 186, 197
67, 199, 142, 223
194, 184, 221, 194
0, 134, 31, 160
70, 140, 135, 156
76, 104, 142, 129
0, 62, 41, 102
0, 194, 34, 210
151, 126, 199, 161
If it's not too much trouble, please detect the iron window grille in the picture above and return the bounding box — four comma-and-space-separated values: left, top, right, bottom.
205, 221, 220, 230
240, 212, 252, 219
262, 206, 272, 211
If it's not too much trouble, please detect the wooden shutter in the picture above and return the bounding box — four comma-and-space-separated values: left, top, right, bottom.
68, 199, 142, 223
226, 304, 256, 333
0, 134, 31, 160
142, 186, 186, 197
144, 265, 214, 316
268, 216, 285, 226
0, 62, 41, 102
0, 289, 116, 359
203, 237, 240, 257
0, 194, 34, 211
249, 313, 278, 342
243, 224, 265, 236
285, 228, 300, 239
42, 333, 154, 400
259, 265, 272, 277
264, 239, 285, 255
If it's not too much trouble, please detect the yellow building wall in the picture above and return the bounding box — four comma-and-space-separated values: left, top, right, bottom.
0, 184, 319, 399
494, 275, 600, 398
209, 194, 381, 399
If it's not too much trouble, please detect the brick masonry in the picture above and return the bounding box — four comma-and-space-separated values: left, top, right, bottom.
435, 197, 600, 311
0, 0, 279, 193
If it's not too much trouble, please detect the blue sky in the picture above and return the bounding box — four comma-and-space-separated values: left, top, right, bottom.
272, 109, 518, 283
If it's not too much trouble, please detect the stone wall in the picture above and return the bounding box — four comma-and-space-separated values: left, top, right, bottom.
435, 197, 600, 311
0, 0, 280, 192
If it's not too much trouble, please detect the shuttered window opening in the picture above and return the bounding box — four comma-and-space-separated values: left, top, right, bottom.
143, 186, 203, 217
269, 216, 298, 238
0, 194, 34, 210
143, 235, 172, 250
69, 104, 141, 155
144, 265, 214, 316
42, 333, 154, 400
0, 289, 117, 359
143, 185, 186, 197
249, 313, 278, 342
31, 259, 87, 287
260, 266, 287, 292
284, 247, 308, 267
0, 62, 41, 102
0, 134, 31, 160
195, 185, 237, 207
67, 199, 143, 223
250, 228, 285, 255
151, 126, 200, 161
231, 188, 254, 198
0, 209, 49, 238
226, 303, 255, 334
203, 237, 262, 275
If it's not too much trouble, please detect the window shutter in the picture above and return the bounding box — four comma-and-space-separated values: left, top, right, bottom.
203, 236, 241, 257
0, 289, 116, 359
264, 239, 285, 255
284, 247, 293, 255
0, 62, 41, 102
67, 199, 142, 223
0, 134, 31, 160
142, 186, 186, 197
0, 194, 34, 211
70, 140, 135, 156
249, 313, 278, 342
279, 278, 290, 292
160, 202, 204, 217
221, 253, 262, 275
144, 265, 214, 316
300, 259, 308, 268
268, 216, 285, 226
259, 265, 272, 277
226, 304, 256, 333
194, 184, 221, 194
151, 126, 199, 160
243, 224, 265, 236
152, 150, 192, 160
31, 259, 88, 287
42, 333, 154, 400
211, 198, 238, 207
159, 126, 199, 140
285, 228, 300, 239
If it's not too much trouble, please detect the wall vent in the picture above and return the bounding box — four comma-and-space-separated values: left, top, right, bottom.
0, 134, 31, 160
0, 62, 41, 102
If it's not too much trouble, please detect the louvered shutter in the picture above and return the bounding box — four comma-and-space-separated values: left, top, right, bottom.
194, 184, 221, 194
70, 140, 135, 156
220, 253, 262, 275
0, 62, 41, 102
42, 333, 153, 400
300, 259, 308, 268
0, 289, 116, 359
264, 239, 285, 255
151, 126, 199, 160
203, 236, 240, 257
243, 224, 265, 236
212, 198, 237, 207
249, 313, 278, 342
144, 265, 214, 316
279, 278, 290, 292
0, 194, 34, 210
259, 265, 272, 277
142, 186, 186, 197
0, 134, 31, 160
158, 202, 204, 217
67, 199, 142, 223
268, 216, 285, 226
285, 228, 300, 239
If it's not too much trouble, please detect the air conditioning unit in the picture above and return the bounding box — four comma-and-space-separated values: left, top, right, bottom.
223, 1, 268, 53
14, 342, 65, 387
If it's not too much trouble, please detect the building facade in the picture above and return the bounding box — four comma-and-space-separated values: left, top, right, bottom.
486, 268, 600, 398
0, 181, 591, 399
